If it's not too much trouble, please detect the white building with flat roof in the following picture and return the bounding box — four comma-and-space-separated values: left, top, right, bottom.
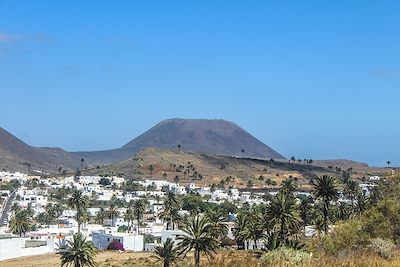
92, 231, 143, 251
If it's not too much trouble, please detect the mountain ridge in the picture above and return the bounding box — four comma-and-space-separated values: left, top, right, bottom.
73, 118, 285, 164
0, 127, 81, 171
2, 119, 375, 174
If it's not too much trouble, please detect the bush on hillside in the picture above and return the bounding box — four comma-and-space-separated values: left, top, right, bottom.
320, 220, 369, 255
107, 241, 125, 251
362, 198, 400, 243
368, 238, 396, 259
259, 247, 311, 266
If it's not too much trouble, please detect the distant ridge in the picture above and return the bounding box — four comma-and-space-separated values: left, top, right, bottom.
0, 120, 379, 174
73, 118, 286, 163
0, 127, 81, 171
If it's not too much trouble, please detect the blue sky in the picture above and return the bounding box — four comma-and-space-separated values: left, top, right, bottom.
0, 1, 399, 166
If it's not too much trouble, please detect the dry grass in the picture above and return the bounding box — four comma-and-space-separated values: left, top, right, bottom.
0, 251, 158, 267
2, 250, 400, 267
310, 251, 400, 267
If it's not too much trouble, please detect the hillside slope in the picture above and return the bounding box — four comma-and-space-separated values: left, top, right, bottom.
0, 127, 81, 172
84, 148, 383, 189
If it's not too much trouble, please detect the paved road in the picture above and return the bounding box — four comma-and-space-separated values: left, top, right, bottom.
0, 189, 17, 227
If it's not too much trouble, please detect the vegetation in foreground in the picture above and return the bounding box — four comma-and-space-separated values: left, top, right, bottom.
3, 167, 400, 267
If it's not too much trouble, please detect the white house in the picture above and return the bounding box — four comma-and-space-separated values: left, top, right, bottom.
138, 180, 170, 190
161, 229, 187, 243
140, 222, 164, 237
211, 189, 229, 200
92, 231, 143, 251
18, 195, 48, 209
78, 176, 102, 185
111, 176, 125, 185
369, 176, 381, 181
197, 187, 212, 197
169, 184, 187, 195
0, 171, 27, 183
229, 188, 240, 200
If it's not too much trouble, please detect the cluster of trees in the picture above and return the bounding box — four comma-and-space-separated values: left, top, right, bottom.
151, 175, 342, 266
9, 170, 395, 267
319, 171, 400, 255
149, 161, 204, 181
154, 208, 231, 267
289, 156, 313, 165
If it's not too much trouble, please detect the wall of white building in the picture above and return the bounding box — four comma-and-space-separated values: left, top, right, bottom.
0, 238, 55, 261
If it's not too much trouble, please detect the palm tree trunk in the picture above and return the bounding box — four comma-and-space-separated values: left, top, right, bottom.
195, 250, 200, 266
280, 220, 285, 241
324, 201, 329, 234
77, 212, 81, 233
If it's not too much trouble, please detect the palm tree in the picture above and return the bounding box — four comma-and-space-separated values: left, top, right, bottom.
265, 192, 301, 242
45, 203, 64, 225
313, 214, 325, 238
62, 170, 67, 184
149, 165, 154, 176
269, 158, 274, 167
27, 163, 31, 176
299, 196, 312, 233
124, 208, 135, 232
177, 215, 218, 266
11, 202, 21, 215
206, 210, 228, 241
354, 191, 370, 216
67, 190, 89, 233
44, 204, 58, 225
154, 238, 180, 267
160, 207, 181, 231
311, 175, 340, 234
10, 210, 31, 237
387, 161, 391, 168
241, 211, 265, 249
132, 199, 148, 234
336, 201, 351, 220
95, 207, 107, 225
58, 232, 96, 267
80, 158, 85, 171
280, 178, 298, 195
344, 180, 360, 205
161, 192, 181, 230
232, 212, 248, 249
25, 203, 35, 218
107, 202, 119, 227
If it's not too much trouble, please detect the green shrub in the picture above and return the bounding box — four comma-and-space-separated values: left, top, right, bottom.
117, 225, 128, 232
362, 198, 400, 243
320, 220, 369, 254
368, 238, 396, 259
259, 247, 311, 266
